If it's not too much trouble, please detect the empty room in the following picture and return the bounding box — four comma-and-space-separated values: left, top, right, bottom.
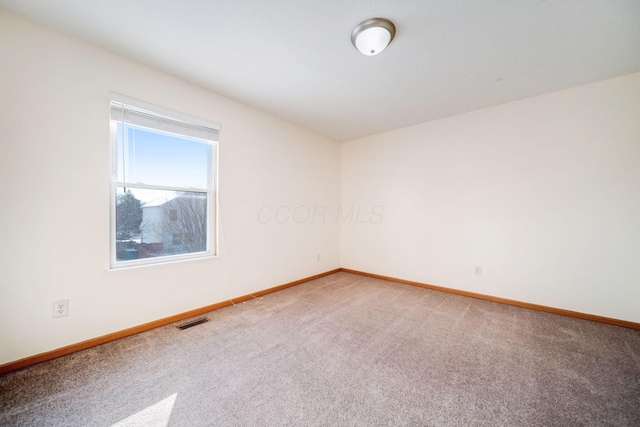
1, 1, 639, 426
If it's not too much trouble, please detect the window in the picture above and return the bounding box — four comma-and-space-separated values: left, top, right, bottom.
109, 93, 219, 269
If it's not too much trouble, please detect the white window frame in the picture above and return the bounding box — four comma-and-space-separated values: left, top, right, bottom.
109, 93, 219, 269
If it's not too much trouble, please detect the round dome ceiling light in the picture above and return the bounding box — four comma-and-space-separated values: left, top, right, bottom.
351, 18, 396, 56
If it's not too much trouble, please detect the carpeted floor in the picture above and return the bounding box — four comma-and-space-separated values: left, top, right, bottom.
1, 272, 639, 426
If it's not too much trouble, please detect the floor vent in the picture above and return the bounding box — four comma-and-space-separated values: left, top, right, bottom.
176, 318, 210, 330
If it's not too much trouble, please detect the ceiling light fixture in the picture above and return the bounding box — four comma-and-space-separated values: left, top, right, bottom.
351, 18, 396, 56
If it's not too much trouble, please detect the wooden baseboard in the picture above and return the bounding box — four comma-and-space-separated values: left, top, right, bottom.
4, 266, 637, 375
339, 268, 640, 331
0, 269, 340, 375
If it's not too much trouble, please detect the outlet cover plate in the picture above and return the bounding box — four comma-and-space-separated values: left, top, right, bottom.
53, 300, 69, 318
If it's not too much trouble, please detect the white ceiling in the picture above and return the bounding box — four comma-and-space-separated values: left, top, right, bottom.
2, 0, 640, 141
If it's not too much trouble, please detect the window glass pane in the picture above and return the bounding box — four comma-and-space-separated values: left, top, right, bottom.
116, 123, 210, 189
110, 95, 218, 268
115, 187, 208, 261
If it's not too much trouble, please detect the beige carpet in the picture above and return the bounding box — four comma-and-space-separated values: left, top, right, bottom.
1, 272, 639, 426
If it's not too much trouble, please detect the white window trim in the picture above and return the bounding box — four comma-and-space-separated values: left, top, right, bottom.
108, 93, 220, 270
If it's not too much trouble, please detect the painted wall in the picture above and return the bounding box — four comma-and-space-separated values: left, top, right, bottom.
0, 10, 340, 365
341, 73, 640, 323
2, 8, 638, 367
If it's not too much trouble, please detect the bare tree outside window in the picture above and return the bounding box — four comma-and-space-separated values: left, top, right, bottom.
161, 193, 207, 253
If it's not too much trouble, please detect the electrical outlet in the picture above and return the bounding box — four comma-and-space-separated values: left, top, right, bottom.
53, 300, 69, 318
474, 266, 482, 276
317, 253, 320, 262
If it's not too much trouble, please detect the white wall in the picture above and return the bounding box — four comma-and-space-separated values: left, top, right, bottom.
0, 9, 340, 365
2, 8, 638, 368
342, 73, 640, 323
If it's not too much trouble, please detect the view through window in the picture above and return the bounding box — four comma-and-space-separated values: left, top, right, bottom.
110, 94, 218, 268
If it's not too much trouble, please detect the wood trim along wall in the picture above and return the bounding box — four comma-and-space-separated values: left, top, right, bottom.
339, 268, 640, 331
0, 269, 340, 375
3, 266, 638, 375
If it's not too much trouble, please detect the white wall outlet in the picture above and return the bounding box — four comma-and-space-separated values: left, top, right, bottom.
474, 266, 482, 276
317, 253, 320, 262
53, 300, 69, 318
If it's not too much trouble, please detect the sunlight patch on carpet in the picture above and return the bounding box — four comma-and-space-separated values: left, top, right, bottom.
111, 393, 177, 427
